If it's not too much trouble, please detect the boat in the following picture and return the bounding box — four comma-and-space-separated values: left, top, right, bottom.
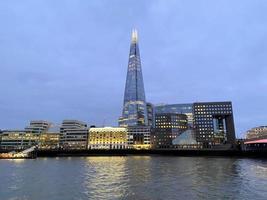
0, 146, 37, 159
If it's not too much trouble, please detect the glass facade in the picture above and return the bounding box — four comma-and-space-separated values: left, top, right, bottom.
119, 29, 148, 127
151, 113, 188, 148
155, 104, 193, 127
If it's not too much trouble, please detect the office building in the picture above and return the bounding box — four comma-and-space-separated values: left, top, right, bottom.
151, 113, 188, 148
119, 29, 148, 127
60, 120, 88, 150
127, 126, 151, 149
39, 125, 60, 150
0, 130, 39, 150
88, 127, 127, 149
193, 102, 236, 146
0, 121, 61, 150
25, 120, 51, 133
155, 104, 193, 127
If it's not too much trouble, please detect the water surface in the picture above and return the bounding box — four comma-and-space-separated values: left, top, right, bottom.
0, 156, 267, 200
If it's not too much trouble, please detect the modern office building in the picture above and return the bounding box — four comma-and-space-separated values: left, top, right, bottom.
0, 130, 39, 150
60, 120, 88, 150
25, 120, 52, 133
88, 127, 127, 149
39, 125, 60, 150
155, 104, 193, 127
151, 113, 188, 148
193, 102, 236, 146
0, 121, 59, 150
127, 126, 151, 149
119, 29, 148, 127
0, 121, 61, 150
146, 102, 154, 127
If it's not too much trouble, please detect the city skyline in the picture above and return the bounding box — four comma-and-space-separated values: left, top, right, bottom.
1, 1, 267, 138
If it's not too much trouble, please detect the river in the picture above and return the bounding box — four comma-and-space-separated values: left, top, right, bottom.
0, 156, 267, 200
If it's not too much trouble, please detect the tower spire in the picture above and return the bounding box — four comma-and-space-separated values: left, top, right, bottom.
131, 28, 138, 43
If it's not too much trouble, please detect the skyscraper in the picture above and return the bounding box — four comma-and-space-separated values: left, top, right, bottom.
119, 29, 148, 127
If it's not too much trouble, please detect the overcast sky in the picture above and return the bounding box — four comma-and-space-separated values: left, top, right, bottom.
1, 0, 267, 137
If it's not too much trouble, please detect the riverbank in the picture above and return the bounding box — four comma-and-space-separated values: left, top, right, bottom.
1, 149, 266, 158
34, 149, 267, 158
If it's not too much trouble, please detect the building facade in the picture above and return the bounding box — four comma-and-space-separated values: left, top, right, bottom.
193, 102, 236, 146
127, 126, 151, 149
38, 125, 60, 150
60, 120, 88, 150
146, 102, 154, 127
245, 126, 267, 140
119, 29, 148, 127
88, 127, 127, 149
155, 104, 193, 128
0, 130, 39, 150
0, 121, 60, 150
151, 113, 188, 148
244, 126, 267, 152
172, 129, 201, 149
25, 120, 51, 133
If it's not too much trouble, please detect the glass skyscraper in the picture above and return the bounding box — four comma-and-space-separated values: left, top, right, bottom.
119, 29, 148, 127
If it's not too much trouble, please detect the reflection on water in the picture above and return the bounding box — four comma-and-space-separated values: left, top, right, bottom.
84, 157, 128, 199
0, 156, 267, 200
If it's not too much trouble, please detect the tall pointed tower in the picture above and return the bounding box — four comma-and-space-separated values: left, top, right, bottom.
119, 29, 148, 127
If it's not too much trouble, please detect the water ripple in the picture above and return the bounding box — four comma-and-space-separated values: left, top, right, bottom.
1, 157, 267, 200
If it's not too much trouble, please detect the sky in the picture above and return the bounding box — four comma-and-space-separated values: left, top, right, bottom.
0, 0, 267, 138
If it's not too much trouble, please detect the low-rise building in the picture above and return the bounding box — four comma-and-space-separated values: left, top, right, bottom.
244, 126, 267, 152
0, 130, 39, 150
39, 125, 60, 150
60, 120, 88, 150
127, 126, 151, 149
88, 127, 127, 149
0, 125, 61, 150
25, 120, 51, 133
245, 126, 267, 140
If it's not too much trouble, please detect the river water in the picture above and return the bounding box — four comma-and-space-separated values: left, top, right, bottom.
0, 156, 267, 200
